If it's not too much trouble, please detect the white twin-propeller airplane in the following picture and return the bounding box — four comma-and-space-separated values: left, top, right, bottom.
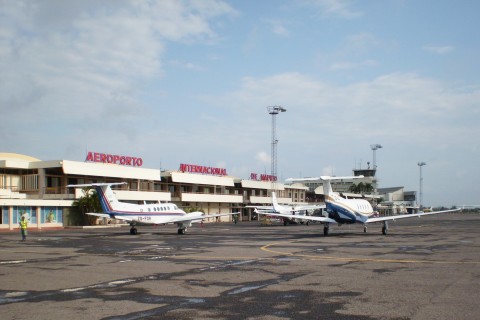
68, 183, 238, 235
255, 176, 460, 236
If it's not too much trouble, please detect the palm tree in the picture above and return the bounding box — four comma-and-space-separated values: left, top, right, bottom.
349, 183, 360, 193
363, 183, 374, 193
72, 187, 102, 225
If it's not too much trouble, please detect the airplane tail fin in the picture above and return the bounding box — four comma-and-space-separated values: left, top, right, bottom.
320, 176, 365, 201
68, 183, 126, 214
272, 191, 282, 212
319, 177, 335, 201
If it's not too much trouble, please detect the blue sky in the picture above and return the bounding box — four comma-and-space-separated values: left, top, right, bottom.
1, 0, 479, 207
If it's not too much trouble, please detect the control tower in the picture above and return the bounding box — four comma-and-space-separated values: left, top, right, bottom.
353, 168, 376, 178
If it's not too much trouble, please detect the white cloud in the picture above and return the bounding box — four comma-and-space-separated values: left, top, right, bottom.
0, 0, 235, 143
322, 166, 336, 176
243, 25, 260, 54
423, 45, 454, 54
170, 59, 206, 71
330, 59, 378, 70
315, 32, 380, 72
267, 19, 291, 37
256, 151, 271, 165
301, 0, 363, 19
345, 32, 380, 52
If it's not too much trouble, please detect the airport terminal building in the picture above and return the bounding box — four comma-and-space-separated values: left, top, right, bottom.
1, 152, 419, 231
0, 152, 309, 231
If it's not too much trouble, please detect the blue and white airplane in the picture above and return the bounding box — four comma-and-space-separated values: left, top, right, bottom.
68, 183, 238, 235
256, 176, 460, 236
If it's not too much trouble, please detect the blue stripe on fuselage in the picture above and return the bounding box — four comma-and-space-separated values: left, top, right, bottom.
94, 186, 114, 214
326, 202, 357, 224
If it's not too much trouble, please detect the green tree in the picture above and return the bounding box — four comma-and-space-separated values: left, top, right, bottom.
362, 183, 374, 193
349, 183, 374, 194
72, 187, 102, 225
349, 184, 359, 193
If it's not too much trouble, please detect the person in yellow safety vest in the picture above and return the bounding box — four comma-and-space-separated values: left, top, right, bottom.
20, 216, 28, 241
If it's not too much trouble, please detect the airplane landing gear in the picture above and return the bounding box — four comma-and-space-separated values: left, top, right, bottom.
323, 223, 330, 236
364, 225, 367, 233
129, 223, 138, 235
177, 228, 187, 235
382, 221, 389, 235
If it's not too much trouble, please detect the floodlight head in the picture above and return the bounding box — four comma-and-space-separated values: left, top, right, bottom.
268, 105, 287, 114
370, 144, 382, 150
417, 162, 426, 166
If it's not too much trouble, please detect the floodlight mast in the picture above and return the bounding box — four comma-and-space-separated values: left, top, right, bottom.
267, 106, 287, 195
417, 162, 426, 209
370, 144, 382, 171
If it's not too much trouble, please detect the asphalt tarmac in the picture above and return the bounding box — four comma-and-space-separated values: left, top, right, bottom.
1, 213, 479, 320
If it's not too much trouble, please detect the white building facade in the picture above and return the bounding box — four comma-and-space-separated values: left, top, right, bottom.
0, 152, 308, 230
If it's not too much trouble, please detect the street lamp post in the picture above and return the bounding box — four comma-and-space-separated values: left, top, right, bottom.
267, 106, 286, 195
417, 162, 426, 209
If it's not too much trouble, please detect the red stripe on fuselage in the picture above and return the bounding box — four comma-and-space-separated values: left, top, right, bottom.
97, 187, 114, 213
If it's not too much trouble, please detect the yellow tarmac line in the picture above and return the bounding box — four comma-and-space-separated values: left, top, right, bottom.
260, 243, 480, 265
169, 255, 274, 261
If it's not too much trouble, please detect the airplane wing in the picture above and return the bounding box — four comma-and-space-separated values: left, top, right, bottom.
87, 212, 239, 225
245, 205, 273, 210
366, 208, 461, 223
293, 204, 326, 211
255, 210, 336, 223
86, 212, 113, 219
86, 212, 135, 222
166, 212, 240, 224
253, 208, 277, 214
248, 205, 325, 213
